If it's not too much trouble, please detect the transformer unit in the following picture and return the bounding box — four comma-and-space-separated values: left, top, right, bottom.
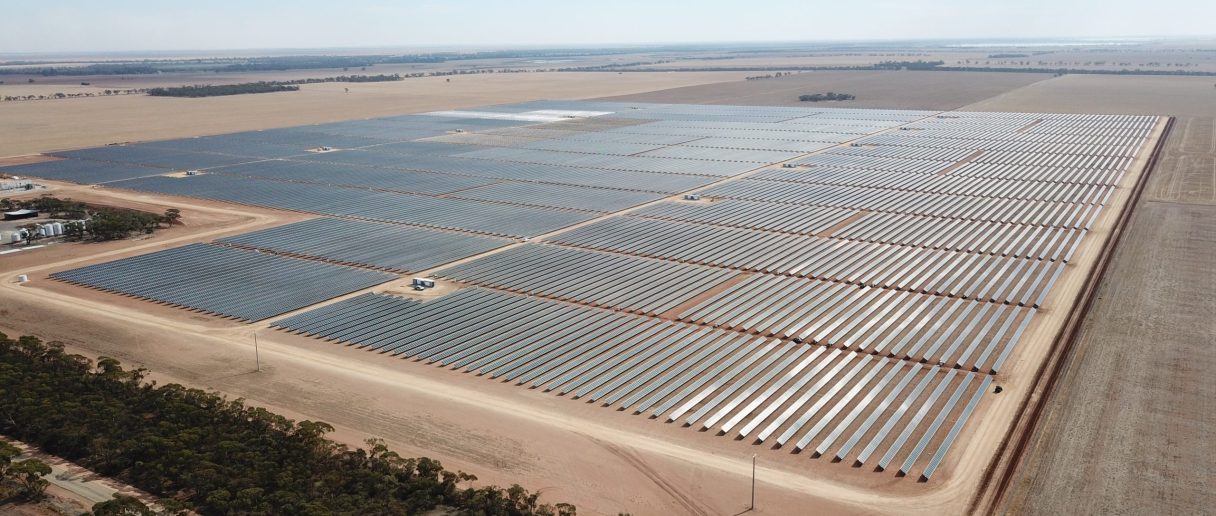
682, 193, 701, 201
412, 277, 436, 290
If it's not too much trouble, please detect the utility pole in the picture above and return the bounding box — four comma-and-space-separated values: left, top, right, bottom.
253, 332, 261, 372
750, 454, 756, 511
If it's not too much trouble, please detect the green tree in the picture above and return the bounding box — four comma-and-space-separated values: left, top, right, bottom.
92, 494, 155, 516
161, 208, 181, 226
64, 220, 87, 240
0, 440, 20, 477
9, 458, 51, 500
0, 333, 570, 515
19, 224, 39, 245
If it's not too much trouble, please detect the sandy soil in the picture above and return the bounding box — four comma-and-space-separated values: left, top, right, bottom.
598, 70, 1053, 110
1148, 116, 1216, 205
0, 71, 749, 156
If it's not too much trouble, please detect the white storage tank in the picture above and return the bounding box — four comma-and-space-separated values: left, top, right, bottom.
52, 222, 64, 235
37, 225, 50, 237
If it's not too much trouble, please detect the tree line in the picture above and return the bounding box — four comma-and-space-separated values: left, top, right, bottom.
147, 82, 300, 98
0, 333, 574, 515
568, 59, 1216, 77
1, 75, 402, 103
799, 92, 856, 102
0, 48, 675, 76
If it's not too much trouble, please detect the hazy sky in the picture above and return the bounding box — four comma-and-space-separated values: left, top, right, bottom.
2, 0, 1213, 54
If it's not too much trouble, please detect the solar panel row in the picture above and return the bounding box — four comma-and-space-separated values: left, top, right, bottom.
548, 216, 1065, 307
51, 243, 395, 321
436, 244, 740, 315
704, 179, 1105, 228
832, 213, 1087, 261
751, 167, 1115, 205
631, 199, 858, 235
0, 158, 168, 184
218, 217, 511, 272
108, 174, 595, 237
677, 274, 1036, 373
272, 288, 988, 479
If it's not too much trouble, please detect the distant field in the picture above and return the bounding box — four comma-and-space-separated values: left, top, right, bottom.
0, 71, 748, 156
961, 74, 1216, 116
598, 70, 1053, 110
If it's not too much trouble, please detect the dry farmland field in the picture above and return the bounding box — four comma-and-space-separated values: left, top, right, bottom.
601, 70, 1054, 110
0, 66, 1209, 515
0, 71, 749, 156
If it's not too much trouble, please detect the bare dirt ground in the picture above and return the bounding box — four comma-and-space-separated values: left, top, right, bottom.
961, 74, 1216, 117
0, 71, 749, 156
597, 70, 1053, 110
961, 79, 1216, 515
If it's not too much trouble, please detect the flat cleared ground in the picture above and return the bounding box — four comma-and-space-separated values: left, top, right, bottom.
962, 74, 1216, 117
960, 76, 1216, 515
598, 70, 1053, 110
0, 71, 748, 156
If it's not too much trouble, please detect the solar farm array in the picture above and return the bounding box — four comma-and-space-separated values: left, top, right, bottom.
17, 100, 1159, 481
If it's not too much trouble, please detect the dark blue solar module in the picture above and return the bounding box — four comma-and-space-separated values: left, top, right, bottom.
108, 174, 594, 237
291, 152, 718, 193
209, 159, 495, 195
239, 128, 397, 149
0, 158, 169, 184
140, 135, 311, 158
51, 243, 395, 321
219, 217, 511, 272
51, 144, 261, 170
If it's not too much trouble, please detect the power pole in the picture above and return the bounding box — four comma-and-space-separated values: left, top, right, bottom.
253, 332, 261, 372
750, 454, 756, 511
